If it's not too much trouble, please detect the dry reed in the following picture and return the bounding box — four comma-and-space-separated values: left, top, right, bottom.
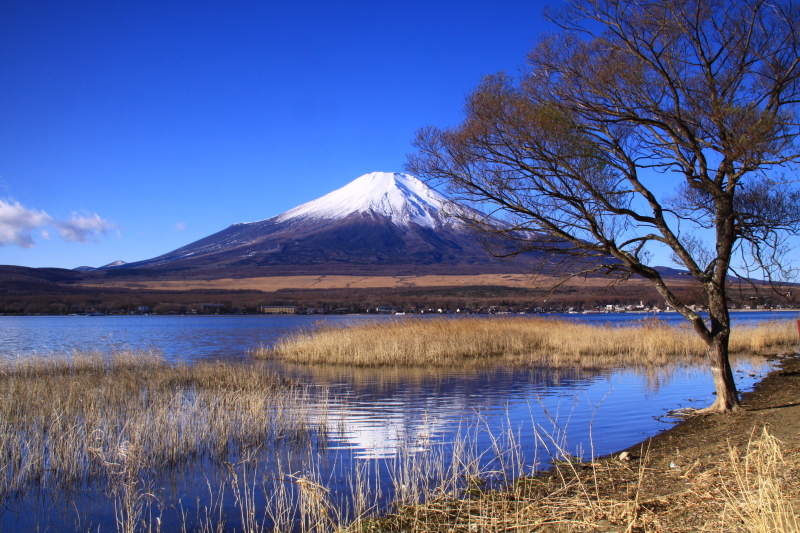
349, 426, 800, 533
0, 348, 317, 500
724, 428, 800, 533
261, 316, 798, 368
2, 343, 796, 532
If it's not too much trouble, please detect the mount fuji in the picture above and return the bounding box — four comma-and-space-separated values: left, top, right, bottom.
118, 172, 519, 276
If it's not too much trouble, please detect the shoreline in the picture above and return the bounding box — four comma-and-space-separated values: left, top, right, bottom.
618, 352, 800, 462
2, 308, 798, 317
367, 352, 800, 533
566, 351, 800, 531
600, 352, 800, 531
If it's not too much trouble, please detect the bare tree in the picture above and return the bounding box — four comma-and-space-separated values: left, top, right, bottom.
408, 0, 800, 413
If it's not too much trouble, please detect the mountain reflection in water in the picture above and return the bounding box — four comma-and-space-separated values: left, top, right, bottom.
285, 360, 768, 460
0, 314, 782, 531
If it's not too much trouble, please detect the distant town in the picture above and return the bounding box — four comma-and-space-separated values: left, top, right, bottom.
8, 300, 793, 317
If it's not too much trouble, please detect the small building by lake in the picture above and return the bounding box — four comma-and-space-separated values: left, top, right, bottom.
260, 306, 298, 314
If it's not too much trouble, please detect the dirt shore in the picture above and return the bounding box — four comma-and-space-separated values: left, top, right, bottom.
625, 353, 800, 469
539, 352, 800, 532
617, 354, 800, 532
603, 353, 800, 532
367, 354, 800, 533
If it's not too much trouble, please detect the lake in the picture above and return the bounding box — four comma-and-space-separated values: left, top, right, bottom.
0, 312, 794, 531
2, 311, 793, 362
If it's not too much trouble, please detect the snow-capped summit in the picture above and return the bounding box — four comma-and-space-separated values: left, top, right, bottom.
101, 260, 127, 268
275, 172, 451, 229
120, 172, 512, 275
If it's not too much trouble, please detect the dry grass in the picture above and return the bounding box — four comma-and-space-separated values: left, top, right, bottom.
79, 273, 665, 292
724, 428, 800, 533
0, 348, 317, 499
1, 342, 796, 532
171, 416, 796, 533
261, 316, 798, 368
346, 426, 800, 533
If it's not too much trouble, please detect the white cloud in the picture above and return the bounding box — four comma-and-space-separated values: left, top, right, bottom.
0, 198, 117, 248
56, 212, 117, 243
0, 199, 54, 248
175, 221, 186, 231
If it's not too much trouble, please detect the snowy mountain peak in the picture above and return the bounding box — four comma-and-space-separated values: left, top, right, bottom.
274, 172, 452, 229
120, 171, 516, 274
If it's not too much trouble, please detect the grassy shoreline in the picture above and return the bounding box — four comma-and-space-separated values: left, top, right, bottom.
0, 349, 315, 497
1, 331, 797, 532
349, 354, 800, 533
261, 316, 797, 368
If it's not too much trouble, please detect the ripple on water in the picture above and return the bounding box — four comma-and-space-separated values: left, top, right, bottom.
0, 314, 782, 531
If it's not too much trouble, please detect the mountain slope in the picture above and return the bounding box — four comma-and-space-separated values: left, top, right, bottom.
119, 172, 513, 275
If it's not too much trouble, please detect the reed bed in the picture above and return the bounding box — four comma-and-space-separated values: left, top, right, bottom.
724, 428, 800, 533
207, 414, 534, 533
261, 316, 798, 368
348, 427, 800, 533
0, 348, 317, 499
1, 342, 795, 532
166, 416, 799, 533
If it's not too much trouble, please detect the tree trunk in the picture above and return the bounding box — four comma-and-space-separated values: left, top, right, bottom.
700, 332, 741, 413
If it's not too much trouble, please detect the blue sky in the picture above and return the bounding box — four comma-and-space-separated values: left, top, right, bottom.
0, 0, 550, 269
2, 0, 797, 276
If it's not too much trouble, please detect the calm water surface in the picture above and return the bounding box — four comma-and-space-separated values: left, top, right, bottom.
1, 311, 794, 361
0, 312, 793, 531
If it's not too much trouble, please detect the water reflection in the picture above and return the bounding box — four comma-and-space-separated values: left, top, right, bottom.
290, 358, 770, 461
0, 315, 783, 531
0, 357, 773, 532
